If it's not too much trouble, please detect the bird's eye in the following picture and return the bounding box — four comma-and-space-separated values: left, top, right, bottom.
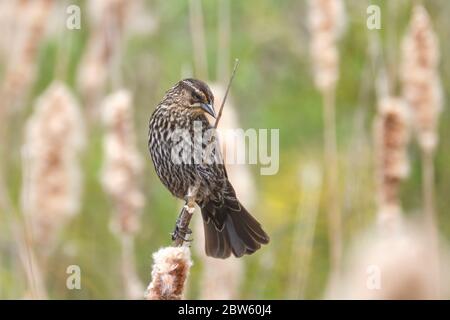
192, 91, 202, 101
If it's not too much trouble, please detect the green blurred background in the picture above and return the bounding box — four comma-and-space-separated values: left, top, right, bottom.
0, 0, 449, 299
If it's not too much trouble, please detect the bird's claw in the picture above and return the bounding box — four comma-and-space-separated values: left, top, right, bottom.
171, 220, 193, 242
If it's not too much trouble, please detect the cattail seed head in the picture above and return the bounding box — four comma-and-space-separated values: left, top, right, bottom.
101, 90, 144, 235
308, 0, 346, 92
374, 97, 410, 227
77, 0, 131, 111
145, 247, 193, 300
401, 5, 443, 153
0, 0, 53, 113
338, 223, 448, 299
22, 82, 85, 250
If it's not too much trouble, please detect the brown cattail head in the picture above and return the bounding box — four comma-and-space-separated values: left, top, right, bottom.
337, 222, 448, 299
22, 81, 85, 250
77, 0, 131, 113
145, 247, 193, 300
374, 97, 410, 228
0, 0, 53, 113
401, 5, 443, 153
308, 0, 346, 92
101, 90, 144, 235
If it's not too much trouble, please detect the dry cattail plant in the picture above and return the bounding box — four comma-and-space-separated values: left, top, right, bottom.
189, 0, 208, 79
401, 5, 442, 154
101, 90, 144, 235
100, 90, 144, 299
0, 0, 23, 61
400, 5, 443, 230
145, 246, 193, 300
22, 81, 85, 253
77, 0, 131, 117
335, 222, 448, 299
0, 0, 53, 116
308, 0, 346, 284
373, 97, 410, 230
308, 0, 346, 93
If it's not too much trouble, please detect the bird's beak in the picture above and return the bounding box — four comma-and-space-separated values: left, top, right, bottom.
201, 103, 216, 118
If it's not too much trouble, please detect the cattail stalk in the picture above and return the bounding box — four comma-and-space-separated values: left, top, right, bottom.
288, 163, 323, 299
339, 223, 443, 299
189, 0, 208, 80
401, 4, 443, 296
20, 82, 85, 297
401, 5, 442, 231
0, 0, 53, 116
18, 221, 47, 299
77, 0, 131, 117
145, 247, 193, 300
0, 197, 47, 299
100, 90, 145, 299
308, 0, 345, 283
374, 97, 410, 230
0, 0, 53, 206
216, 0, 231, 83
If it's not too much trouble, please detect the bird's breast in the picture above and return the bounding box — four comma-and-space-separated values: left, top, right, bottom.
148, 107, 212, 200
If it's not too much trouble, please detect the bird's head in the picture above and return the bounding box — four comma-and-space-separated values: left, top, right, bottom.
166, 78, 216, 118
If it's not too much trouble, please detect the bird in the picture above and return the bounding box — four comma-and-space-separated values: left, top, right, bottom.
148, 78, 269, 259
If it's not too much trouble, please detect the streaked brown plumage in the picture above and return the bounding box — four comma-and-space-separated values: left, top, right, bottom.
148, 78, 269, 258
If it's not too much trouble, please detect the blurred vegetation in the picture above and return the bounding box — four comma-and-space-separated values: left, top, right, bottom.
1, 0, 450, 299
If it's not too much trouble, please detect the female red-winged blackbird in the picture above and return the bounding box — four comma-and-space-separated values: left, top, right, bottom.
148, 78, 269, 258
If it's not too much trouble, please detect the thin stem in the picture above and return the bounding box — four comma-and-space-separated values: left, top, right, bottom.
120, 234, 143, 299
216, 0, 230, 83
288, 164, 322, 299
214, 59, 239, 129
189, 0, 208, 80
421, 149, 440, 297
322, 87, 342, 281
0, 192, 47, 299
422, 150, 436, 228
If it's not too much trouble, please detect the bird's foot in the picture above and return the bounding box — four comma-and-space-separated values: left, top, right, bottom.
171, 219, 193, 242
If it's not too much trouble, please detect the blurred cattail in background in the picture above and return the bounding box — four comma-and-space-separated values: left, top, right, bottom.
336, 222, 448, 299
373, 97, 410, 230
401, 5, 443, 230
288, 163, 323, 299
100, 90, 144, 299
0, 0, 53, 117
0, 1, 24, 62
101, 90, 144, 235
189, 0, 208, 80
308, 0, 346, 93
77, 0, 131, 117
145, 246, 193, 300
308, 0, 346, 287
22, 81, 85, 254
401, 5, 442, 154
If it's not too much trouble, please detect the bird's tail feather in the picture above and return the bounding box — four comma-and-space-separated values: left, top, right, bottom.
201, 199, 269, 259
